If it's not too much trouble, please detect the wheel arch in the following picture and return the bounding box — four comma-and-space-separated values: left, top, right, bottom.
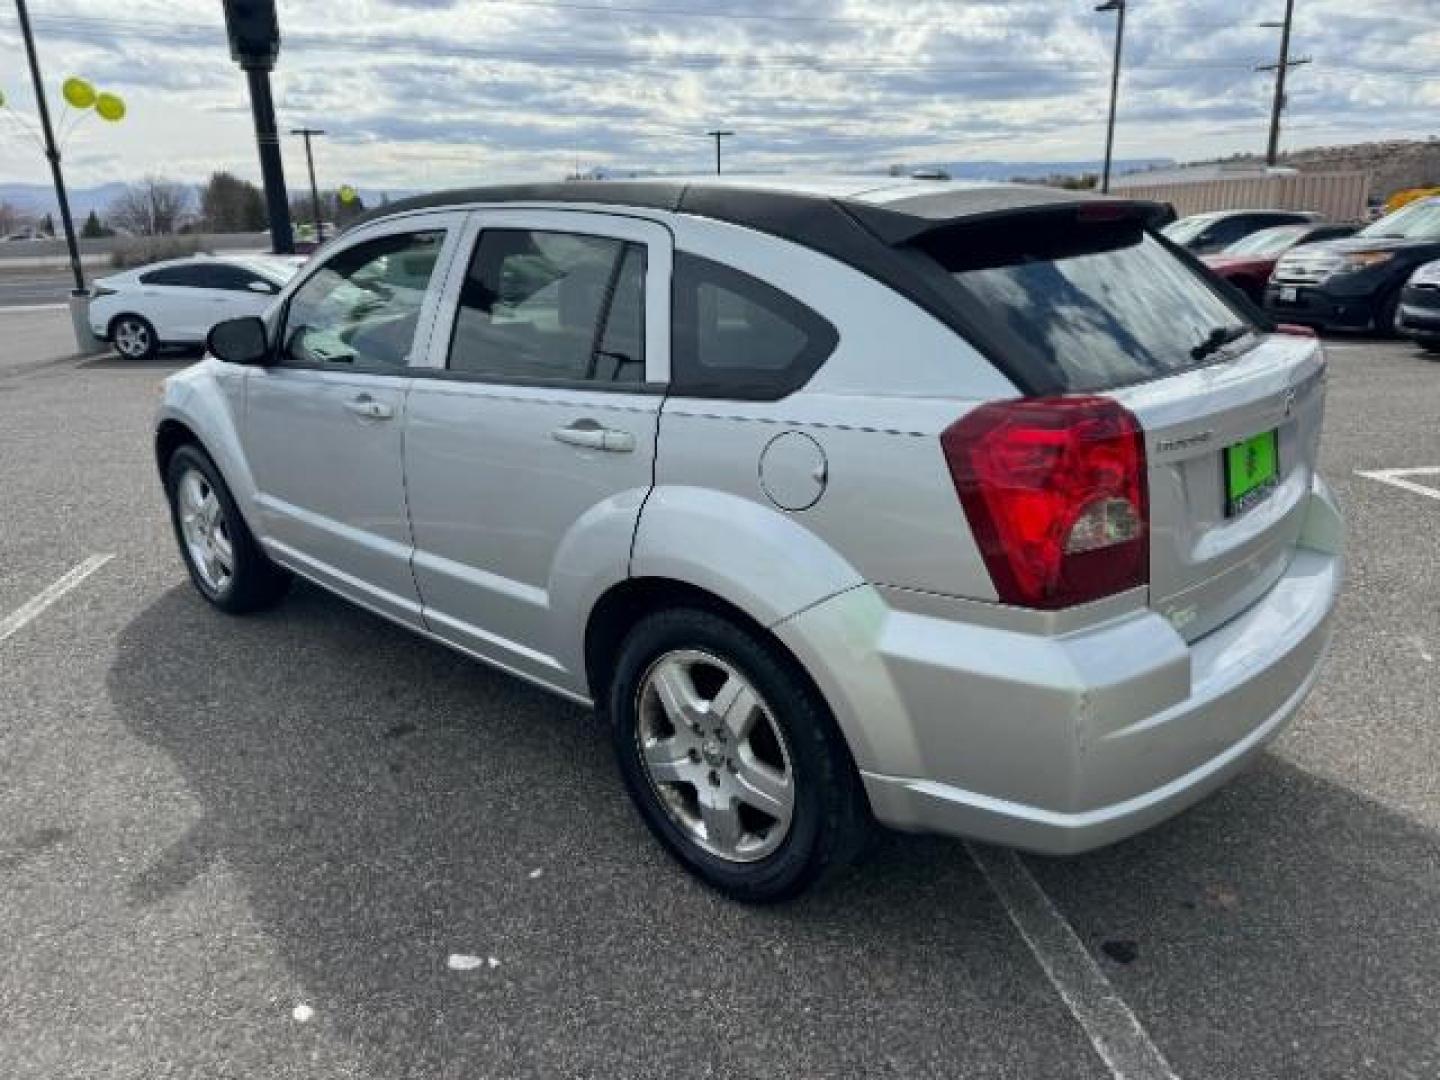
583, 574, 873, 792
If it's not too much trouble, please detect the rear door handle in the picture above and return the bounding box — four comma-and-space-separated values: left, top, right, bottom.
552, 422, 635, 453
344, 394, 394, 420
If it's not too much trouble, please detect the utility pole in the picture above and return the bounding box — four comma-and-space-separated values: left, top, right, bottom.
705, 129, 734, 175
291, 127, 326, 243
15, 0, 84, 293
1095, 0, 1126, 194
1258, 0, 1311, 167
224, 0, 293, 254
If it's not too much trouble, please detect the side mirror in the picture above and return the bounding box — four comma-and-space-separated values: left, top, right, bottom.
246, 280, 276, 294
208, 316, 271, 366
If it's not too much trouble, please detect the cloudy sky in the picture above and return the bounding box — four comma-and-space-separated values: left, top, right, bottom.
0, 0, 1434, 192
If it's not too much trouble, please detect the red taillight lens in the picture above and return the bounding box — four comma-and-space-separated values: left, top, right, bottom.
941, 396, 1149, 609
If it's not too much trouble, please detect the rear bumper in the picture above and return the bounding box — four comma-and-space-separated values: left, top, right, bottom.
1264, 282, 1381, 331
777, 476, 1344, 855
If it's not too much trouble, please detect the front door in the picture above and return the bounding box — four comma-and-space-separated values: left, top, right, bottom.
403, 210, 671, 690
243, 215, 464, 626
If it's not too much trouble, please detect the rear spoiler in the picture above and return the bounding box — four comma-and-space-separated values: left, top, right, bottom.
844, 195, 1176, 249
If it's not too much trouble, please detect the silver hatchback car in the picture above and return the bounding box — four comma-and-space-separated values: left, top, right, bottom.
156, 177, 1344, 901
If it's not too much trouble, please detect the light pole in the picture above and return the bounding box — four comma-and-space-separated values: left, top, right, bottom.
291, 127, 326, 243
14, 0, 84, 294
1258, 1, 1310, 167
705, 129, 733, 175
1095, 0, 1126, 194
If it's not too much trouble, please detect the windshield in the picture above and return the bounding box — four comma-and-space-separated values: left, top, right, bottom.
1162, 214, 1220, 245
1361, 199, 1440, 240
923, 216, 1252, 393
1222, 225, 1308, 256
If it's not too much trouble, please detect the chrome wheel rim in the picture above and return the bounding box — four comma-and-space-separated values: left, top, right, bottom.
635, 649, 795, 863
115, 320, 150, 357
177, 468, 234, 594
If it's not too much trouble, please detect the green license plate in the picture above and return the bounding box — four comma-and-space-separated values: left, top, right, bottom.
1224, 430, 1279, 517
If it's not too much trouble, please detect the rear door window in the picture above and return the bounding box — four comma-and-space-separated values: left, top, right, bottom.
922, 214, 1254, 393
140, 265, 205, 287
447, 229, 646, 386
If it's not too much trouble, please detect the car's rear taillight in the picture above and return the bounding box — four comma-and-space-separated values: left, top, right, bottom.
941, 396, 1148, 610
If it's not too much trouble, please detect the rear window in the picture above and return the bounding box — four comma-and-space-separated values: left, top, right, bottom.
920, 215, 1254, 393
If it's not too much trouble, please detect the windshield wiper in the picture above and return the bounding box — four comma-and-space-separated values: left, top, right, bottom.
1191, 324, 1251, 362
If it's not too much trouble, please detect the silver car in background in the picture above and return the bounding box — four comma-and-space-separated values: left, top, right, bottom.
155, 177, 1344, 901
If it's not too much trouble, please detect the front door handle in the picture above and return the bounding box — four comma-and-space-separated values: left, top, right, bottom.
552, 421, 635, 453
344, 394, 394, 420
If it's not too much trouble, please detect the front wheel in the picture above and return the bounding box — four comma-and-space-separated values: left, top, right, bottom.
164, 444, 290, 613
608, 608, 870, 902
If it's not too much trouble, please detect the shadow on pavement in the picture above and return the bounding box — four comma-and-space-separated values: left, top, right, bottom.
108, 582, 1105, 1080
108, 581, 1439, 1079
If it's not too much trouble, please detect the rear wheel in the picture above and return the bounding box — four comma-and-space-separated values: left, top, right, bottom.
608, 607, 869, 902
164, 444, 290, 613
112, 314, 158, 360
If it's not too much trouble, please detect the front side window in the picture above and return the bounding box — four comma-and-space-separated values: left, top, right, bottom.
196, 264, 276, 293
447, 229, 646, 385
671, 253, 837, 399
283, 230, 445, 369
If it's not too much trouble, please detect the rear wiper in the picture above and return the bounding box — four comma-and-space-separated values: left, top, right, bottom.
1191, 324, 1251, 362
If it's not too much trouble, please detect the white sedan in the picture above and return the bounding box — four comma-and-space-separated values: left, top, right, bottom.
90, 254, 304, 360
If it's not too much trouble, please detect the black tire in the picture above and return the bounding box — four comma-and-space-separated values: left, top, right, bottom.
1377, 290, 1402, 339
1422, 340, 1440, 357
608, 607, 870, 903
164, 444, 291, 614
111, 313, 159, 360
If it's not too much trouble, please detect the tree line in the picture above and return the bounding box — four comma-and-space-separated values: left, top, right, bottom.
3, 172, 383, 240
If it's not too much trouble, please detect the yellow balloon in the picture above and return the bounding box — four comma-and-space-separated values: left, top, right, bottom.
95, 92, 126, 122
338, 185, 358, 204
62, 76, 96, 109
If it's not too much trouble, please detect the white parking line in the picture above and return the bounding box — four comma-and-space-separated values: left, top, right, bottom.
0, 303, 70, 314
967, 842, 1180, 1080
0, 555, 115, 644
1355, 467, 1440, 502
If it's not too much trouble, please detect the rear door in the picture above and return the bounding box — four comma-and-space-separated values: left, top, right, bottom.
403, 209, 669, 689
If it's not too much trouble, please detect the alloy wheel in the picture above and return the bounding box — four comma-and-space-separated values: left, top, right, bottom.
634, 649, 795, 863
177, 468, 234, 594
114, 319, 151, 358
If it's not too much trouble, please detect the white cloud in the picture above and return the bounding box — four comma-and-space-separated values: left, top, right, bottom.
0, 0, 1433, 190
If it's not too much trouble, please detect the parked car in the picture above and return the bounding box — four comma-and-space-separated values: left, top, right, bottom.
1163, 208, 1322, 255
90, 254, 302, 360
1265, 196, 1440, 334
1200, 222, 1358, 303
1396, 259, 1440, 353
155, 178, 1343, 901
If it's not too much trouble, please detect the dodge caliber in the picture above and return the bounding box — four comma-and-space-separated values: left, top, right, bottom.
155, 178, 1344, 901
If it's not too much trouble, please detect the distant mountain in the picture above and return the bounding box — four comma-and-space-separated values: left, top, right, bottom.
896, 158, 1174, 181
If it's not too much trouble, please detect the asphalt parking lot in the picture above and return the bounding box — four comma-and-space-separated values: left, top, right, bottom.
2, 306, 1438, 1080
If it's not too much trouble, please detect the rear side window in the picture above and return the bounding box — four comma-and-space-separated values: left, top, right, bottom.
671, 252, 837, 400
920, 215, 1253, 393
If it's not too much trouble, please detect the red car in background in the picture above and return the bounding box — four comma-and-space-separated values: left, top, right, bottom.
1201, 222, 1358, 304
